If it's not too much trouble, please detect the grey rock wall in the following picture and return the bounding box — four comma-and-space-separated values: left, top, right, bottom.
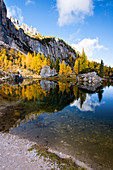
0, 0, 77, 66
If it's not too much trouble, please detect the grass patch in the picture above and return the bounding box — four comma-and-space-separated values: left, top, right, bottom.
28, 144, 86, 170
47, 74, 77, 84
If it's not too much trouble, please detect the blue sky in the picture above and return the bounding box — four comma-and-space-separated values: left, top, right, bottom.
4, 0, 113, 67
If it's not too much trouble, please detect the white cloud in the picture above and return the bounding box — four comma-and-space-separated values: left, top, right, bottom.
72, 37, 108, 60
56, 0, 94, 26
70, 95, 105, 112
7, 6, 23, 24
25, 0, 34, 5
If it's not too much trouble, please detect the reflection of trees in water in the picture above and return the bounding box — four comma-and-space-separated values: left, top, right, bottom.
0, 81, 107, 111
0, 81, 75, 132
97, 87, 104, 102
79, 92, 87, 108
0, 81, 47, 102
73, 85, 86, 108
102, 80, 113, 88
0, 80, 112, 132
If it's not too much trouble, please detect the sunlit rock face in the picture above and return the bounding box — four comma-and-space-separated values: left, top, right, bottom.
40, 65, 57, 78
77, 72, 102, 83
0, 0, 77, 66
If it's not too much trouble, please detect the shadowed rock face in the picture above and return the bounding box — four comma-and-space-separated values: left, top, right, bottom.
0, 0, 8, 43
0, 0, 77, 65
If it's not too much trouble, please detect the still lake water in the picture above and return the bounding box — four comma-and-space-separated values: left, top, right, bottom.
0, 80, 113, 169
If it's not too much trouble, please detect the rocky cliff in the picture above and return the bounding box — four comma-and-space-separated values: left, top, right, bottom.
0, 0, 77, 65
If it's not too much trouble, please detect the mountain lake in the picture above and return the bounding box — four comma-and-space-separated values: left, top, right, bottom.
0, 80, 113, 170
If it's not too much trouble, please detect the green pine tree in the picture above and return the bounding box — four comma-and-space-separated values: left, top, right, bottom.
55, 57, 60, 72
100, 59, 104, 77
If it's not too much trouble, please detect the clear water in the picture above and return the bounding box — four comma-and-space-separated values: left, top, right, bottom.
0, 80, 113, 169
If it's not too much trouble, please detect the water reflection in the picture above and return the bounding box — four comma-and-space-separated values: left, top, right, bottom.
0, 80, 113, 132
70, 95, 105, 112
0, 80, 113, 169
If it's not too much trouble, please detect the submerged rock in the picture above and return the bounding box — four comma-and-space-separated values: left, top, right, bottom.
40, 65, 57, 78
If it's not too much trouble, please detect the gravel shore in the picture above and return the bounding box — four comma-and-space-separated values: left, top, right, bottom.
0, 133, 57, 170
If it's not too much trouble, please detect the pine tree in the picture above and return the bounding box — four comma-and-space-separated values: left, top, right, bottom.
26, 52, 32, 69
80, 48, 88, 70
59, 61, 66, 75
55, 57, 60, 72
66, 64, 72, 76
89, 61, 94, 69
74, 59, 80, 74
50, 58, 54, 69
4, 55, 8, 70
42, 57, 47, 67
22, 54, 26, 68
18, 51, 22, 67
100, 59, 104, 77
69, 56, 72, 63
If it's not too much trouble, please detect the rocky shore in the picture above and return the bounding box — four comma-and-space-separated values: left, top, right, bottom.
0, 133, 88, 170
0, 133, 58, 170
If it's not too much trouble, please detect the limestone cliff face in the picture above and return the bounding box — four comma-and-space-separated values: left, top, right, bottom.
0, 0, 77, 65
0, 0, 8, 43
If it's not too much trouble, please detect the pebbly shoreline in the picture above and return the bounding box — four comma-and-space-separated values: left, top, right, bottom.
0, 132, 93, 170
0, 132, 58, 170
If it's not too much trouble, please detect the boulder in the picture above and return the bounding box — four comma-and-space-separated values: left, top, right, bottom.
77, 72, 102, 84
77, 72, 102, 92
40, 65, 57, 78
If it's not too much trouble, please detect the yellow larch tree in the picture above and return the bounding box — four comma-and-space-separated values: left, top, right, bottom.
26, 52, 33, 69
4, 55, 8, 71
42, 57, 47, 67
74, 59, 79, 74
59, 60, 66, 75
22, 53, 26, 68
66, 64, 72, 76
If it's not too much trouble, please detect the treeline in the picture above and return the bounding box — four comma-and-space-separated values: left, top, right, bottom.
0, 48, 113, 77
0, 48, 50, 74
0, 48, 72, 75
74, 49, 113, 77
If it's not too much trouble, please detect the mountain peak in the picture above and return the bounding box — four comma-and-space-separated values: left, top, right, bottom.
9, 16, 39, 36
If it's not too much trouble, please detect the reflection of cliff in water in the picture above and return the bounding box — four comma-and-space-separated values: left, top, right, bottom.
0, 80, 112, 132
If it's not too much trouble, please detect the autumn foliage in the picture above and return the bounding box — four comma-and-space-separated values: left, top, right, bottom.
0, 47, 113, 77
59, 61, 72, 76
0, 48, 50, 75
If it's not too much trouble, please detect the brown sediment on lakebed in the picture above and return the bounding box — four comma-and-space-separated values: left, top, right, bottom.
0, 132, 89, 170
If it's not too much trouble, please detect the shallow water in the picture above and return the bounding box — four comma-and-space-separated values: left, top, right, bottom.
0, 80, 113, 169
